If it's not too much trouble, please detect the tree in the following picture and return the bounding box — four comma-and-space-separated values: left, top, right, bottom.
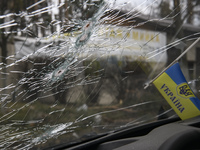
0, 0, 52, 105
0, 0, 39, 65
159, 0, 172, 18
66, 0, 103, 20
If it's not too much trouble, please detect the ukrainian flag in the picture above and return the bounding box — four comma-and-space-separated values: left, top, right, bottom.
153, 62, 200, 120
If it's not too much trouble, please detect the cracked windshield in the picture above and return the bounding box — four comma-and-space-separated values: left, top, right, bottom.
1, 0, 200, 149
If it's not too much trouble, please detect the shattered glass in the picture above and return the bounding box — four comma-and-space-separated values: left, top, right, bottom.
0, 0, 200, 149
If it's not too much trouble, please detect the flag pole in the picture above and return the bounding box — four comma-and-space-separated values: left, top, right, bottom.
144, 37, 200, 89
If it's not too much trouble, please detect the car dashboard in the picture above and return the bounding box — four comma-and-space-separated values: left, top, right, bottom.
62, 116, 200, 150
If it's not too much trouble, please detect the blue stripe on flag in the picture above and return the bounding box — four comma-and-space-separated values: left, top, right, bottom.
165, 63, 187, 85
190, 97, 200, 110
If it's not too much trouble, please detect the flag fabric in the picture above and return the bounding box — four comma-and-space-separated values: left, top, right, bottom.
153, 62, 200, 120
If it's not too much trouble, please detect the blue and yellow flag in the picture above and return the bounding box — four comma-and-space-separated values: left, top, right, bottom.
153, 62, 200, 120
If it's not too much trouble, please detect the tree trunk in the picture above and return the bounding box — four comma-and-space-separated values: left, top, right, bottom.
187, 0, 193, 24
173, 0, 184, 38
1, 37, 8, 65
173, 0, 189, 80
0, 36, 8, 114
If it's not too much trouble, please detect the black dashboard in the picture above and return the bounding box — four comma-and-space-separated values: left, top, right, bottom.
62, 116, 200, 150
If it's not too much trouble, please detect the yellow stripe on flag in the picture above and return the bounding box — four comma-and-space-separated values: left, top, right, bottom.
153, 72, 200, 120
